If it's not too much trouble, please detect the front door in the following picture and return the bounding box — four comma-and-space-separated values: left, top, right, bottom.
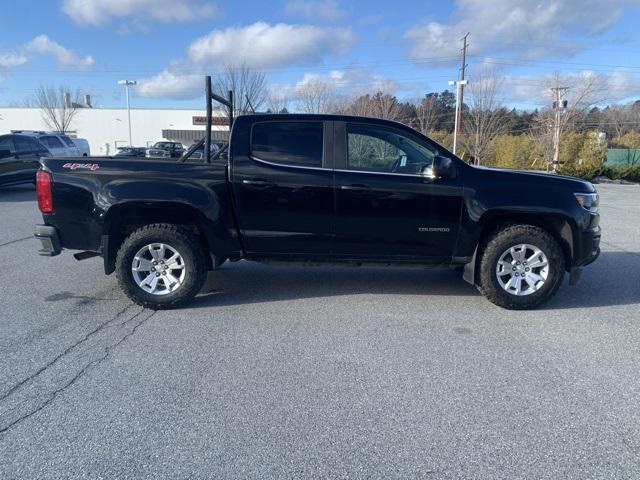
333, 122, 463, 260
231, 120, 334, 257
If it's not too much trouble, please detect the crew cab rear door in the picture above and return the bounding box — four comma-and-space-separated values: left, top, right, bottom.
332, 121, 463, 260
230, 119, 334, 256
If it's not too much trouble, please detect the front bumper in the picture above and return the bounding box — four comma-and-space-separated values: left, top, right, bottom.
575, 225, 601, 267
34, 225, 62, 256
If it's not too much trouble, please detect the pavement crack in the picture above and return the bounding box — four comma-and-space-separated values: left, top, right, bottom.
0, 309, 156, 436
0, 303, 138, 402
0, 236, 32, 248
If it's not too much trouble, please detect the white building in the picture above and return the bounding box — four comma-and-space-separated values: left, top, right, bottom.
0, 107, 229, 156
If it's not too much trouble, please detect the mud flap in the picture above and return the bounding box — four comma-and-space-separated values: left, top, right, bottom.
462, 247, 478, 285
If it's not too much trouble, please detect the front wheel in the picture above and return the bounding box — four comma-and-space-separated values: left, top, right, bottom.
115, 224, 207, 309
478, 225, 565, 310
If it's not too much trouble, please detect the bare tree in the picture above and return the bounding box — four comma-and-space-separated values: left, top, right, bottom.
341, 92, 402, 121
295, 79, 336, 113
31, 85, 82, 132
369, 92, 402, 121
341, 94, 374, 117
461, 73, 508, 164
265, 88, 291, 113
213, 64, 267, 114
413, 94, 439, 135
602, 103, 637, 138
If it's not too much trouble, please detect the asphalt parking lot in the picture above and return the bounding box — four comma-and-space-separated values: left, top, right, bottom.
0, 183, 639, 479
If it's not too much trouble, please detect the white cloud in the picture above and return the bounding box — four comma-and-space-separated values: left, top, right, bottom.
187, 22, 354, 69
285, 0, 348, 21
0, 53, 28, 68
24, 35, 94, 68
296, 69, 424, 96
405, 0, 640, 61
136, 70, 202, 100
62, 0, 217, 26
499, 70, 640, 106
137, 22, 355, 99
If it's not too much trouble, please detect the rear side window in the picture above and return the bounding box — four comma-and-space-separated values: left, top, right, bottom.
14, 136, 39, 153
40, 136, 64, 149
0, 136, 15, 154
251, 122, 323, 168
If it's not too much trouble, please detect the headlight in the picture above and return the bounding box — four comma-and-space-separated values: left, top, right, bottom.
574, 193, 599, 213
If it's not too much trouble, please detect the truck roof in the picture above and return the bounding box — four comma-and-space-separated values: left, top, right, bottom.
237, 113, 409, 128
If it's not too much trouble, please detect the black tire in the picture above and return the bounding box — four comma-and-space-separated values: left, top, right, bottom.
115, 223, 207, 309
477, 224, 565, 310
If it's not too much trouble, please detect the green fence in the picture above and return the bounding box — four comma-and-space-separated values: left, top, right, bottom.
606, 149, 640, 166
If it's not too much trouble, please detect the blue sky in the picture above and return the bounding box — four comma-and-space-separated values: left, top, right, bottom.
1, 0, 639, 110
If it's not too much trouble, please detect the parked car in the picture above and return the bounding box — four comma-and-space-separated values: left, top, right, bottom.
11, 131, 80, 157
34, 114, 600, 310
70, 137, 90, 156
115, 147, 146, 158
0, 134, 50, 187
187, 141, 221, 161
145, 141, 184, 158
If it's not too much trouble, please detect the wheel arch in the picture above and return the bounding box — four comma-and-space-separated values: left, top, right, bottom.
464, 210, 575, 285
102, 202, 216, 274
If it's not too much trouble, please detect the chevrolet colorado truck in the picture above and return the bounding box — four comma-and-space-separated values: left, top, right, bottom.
34, 112, 600, 310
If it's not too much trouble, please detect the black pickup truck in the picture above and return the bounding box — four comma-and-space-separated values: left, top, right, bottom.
34, 113, 600, 310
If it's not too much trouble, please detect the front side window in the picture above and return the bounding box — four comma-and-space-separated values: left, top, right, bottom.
251, 122, 323, 168
60, 136, 75, 147
40, 136, 64, 149
347, 123, 436, 175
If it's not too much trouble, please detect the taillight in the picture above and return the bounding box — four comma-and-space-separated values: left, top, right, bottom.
36, 170, 53, 213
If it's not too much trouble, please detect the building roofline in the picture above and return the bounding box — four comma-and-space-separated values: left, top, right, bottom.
0, 106, 227, 112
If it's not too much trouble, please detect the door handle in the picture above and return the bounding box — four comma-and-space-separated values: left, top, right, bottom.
340, 184, 371, 192
242, 179, 274, 188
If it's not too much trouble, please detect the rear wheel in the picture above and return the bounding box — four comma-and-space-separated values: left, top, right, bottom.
478, 224, 565, 310
115, 224, 207, 309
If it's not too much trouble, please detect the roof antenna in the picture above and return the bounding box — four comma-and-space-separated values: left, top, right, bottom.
245, 95, 256, 113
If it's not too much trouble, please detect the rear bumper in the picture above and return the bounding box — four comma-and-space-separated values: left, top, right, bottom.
34, 225, 62, 256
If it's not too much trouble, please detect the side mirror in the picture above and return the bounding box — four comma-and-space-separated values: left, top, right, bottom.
0, 149, 11, 159
432, 155, 456, 180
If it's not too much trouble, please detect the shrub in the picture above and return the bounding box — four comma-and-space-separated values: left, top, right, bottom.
611, 132, 640, 149
484, 134, 543, 170
428, 131, 453, 151
557, 163, 602, 180
602, 165, 640, 182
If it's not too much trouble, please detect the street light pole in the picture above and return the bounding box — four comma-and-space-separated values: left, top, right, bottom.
448, 79, 467, 156
118, 80, 137, 146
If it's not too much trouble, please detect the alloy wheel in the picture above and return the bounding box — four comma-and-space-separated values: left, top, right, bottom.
495, 244, 549, 296
131, 243, 186, 295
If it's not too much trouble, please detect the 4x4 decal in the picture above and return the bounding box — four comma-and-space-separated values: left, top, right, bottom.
62, 163, 99, 171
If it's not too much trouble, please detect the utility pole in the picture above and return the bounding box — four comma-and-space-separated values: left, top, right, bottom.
118, 80, 137, 146
550, 86, 569, 173
449, 33, 469, 157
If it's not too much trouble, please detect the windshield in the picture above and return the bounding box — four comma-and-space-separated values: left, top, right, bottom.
153, 142, 175, 148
